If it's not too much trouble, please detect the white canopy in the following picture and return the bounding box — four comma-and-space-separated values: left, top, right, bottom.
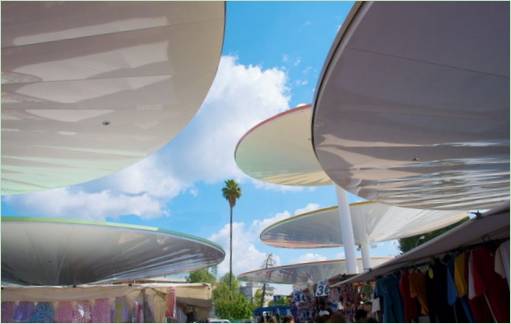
336, 203, 509, 286
239, 257, 391, 287
2, 2, 224, 194
313, 2, 510, 210
260, 202, 467, 248
1, 218, 225, 286
235, 105, 331, 186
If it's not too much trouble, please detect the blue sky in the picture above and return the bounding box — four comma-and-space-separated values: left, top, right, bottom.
2, 2, 399, 289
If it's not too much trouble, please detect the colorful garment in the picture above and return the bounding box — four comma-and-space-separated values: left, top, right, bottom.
13, 301, 35, 323
92, 298, 111, 323
30, 302, 54, 323
55, 301, 74, 323
114, 296, 130, 323
409, 270, 428, 315
2, 302, 15, 323
454, 252, 468, 297
399, 270, 418, 322
375, 274, 403, 322
72, 301, 92, 323
495, 240, 510, 286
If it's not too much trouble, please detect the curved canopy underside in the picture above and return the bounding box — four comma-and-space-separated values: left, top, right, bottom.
260, 202, 467, 249
313, 2, 510, 210
239, 257, 391, 287
1, 218, 225, 286
2, 2, 224, 194
235, 105, 331, 186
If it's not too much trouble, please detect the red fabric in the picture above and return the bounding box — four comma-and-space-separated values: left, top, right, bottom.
468, 296, 493, 323
471, 247, 510, 323
399, 270, 418, 322
165, 287, 176, 319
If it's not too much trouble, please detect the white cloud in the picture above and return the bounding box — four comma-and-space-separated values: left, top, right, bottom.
6, 56, 291, 220
293, 57, 302, 66
282, 54, 289, 62
3, 188, 165, 221
209, 203, 320, 276
296, 253, 328, 263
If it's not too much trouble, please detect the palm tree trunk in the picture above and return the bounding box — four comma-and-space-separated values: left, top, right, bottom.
229, 205, 233, 290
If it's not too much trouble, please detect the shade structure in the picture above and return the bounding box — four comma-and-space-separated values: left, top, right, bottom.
336, 203, 509, 286
1, 218, 225, 286
313, 2, 510, 210
261, 202, 468, 249
235, 105, 331, 186
2, 2, 224, 194
238, 257, 391, 287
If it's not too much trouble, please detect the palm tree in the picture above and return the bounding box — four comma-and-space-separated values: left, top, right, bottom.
222, 179, 241, 290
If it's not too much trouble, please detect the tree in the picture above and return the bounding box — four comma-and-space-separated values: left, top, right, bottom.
187, 268, 216, 284
213, 273, 253, 321
398, 218, 469, 253
222, 179, 241, 289
269, 296, 290, 307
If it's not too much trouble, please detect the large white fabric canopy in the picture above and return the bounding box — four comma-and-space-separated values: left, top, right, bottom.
2, 2, 224, 194
260, 202, 467, 248
313, 2, 510, 210
1, 218, 225, 286
336, 204, 509, 286
235, 105, 331, 186
239, 257, 391, 287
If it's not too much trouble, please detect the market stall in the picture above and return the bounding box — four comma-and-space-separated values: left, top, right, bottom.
1, 282, 213, 323
329, 204, 510, 323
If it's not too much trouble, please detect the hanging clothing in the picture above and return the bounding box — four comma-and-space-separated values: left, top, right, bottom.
72, 301, 92, 323
375, 274, 404, 322
13, 301, 35, 323
427, 261, 455, 323
495, 240, 510, 286
113, 296, 130, 323
470, 246, 510, 323
92, 298, 111, 323
409, 270, 428, 316
446, 257, 458, 306
55, 301, 74, 323
30, 302, 54, 323
2, 301, 15, 323
454, 252, 468, 297
399, 270, 418, 322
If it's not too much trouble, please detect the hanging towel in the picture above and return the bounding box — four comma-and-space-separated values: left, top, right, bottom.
13, 301, 35, 323
2, 302, 15, 323
30, 302, 54, 323
92, 298, 112, 323
55, 301, 74, 323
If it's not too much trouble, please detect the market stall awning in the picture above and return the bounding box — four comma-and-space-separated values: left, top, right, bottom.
260, 202, 467, 248
2, 2, 224, 194
333, 203, 509, 286
235, 105, 331, 186
313, 2, 510, 210
239, 257, 391, 287
1, 218, 225, 286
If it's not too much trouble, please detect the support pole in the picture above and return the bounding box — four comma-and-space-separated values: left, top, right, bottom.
360, 239, 372, 271
336, 186, 358, 274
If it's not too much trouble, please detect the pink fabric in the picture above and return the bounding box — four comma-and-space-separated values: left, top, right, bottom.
92, 298, 111, 323
55, 301, 74, 323
2, 302, 15, 323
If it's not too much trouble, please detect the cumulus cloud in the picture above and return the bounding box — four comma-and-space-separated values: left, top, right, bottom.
209, 203, 320, 276
3, 188, 165, 220
4, 56, 291, 220
296, 253, 328, 263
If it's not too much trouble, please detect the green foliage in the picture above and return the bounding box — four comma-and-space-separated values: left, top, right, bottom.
254, 289, 264, 308
212, 273, 253, 321
398, 218, 469, 253
186, 268, 216, 284
222, 179, 241, 207
269, 296, 290, 306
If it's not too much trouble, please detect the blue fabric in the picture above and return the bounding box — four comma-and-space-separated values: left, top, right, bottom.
13, 302, 35, 323
460, 296, 474, 323
375, 274, 404, 323
446, 258, 458, 305
30, 302, 54, 323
